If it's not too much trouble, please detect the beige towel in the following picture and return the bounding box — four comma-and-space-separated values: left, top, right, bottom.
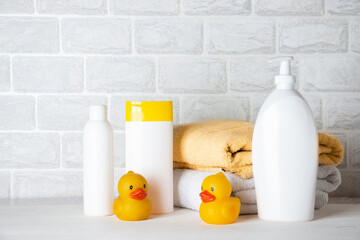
174, 120, 344, 179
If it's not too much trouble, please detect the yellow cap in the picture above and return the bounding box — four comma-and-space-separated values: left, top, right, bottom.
126, 101, 173, 122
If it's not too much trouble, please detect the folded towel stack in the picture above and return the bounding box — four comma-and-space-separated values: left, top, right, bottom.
173, 120, 344, 214
174, 166, 341, 214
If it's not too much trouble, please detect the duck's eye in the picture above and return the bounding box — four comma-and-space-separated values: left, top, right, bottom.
129, 185, 133, 190
211, 187, 214, 191
201, 186, 203, 190
143, 184, 146, 188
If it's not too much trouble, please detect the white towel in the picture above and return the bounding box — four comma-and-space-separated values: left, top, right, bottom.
174, 166, 341, 215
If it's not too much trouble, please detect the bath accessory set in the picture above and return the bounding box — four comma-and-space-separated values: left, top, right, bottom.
82, 56, 344, 225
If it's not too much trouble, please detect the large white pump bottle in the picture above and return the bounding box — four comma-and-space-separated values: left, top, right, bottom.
252, 56, 318, 222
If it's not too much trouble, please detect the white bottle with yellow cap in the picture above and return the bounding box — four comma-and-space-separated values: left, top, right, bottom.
126, 101, 173, 214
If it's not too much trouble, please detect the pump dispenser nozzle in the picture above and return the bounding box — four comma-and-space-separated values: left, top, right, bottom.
268, 56, 295, 89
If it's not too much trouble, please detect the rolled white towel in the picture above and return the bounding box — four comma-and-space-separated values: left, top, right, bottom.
174, 166, 341, 214
174, 169, 254, 212
237, 190, 328, 215
317, 165, 341, 192
233, 189, 329, 209
240, 204, 257, 215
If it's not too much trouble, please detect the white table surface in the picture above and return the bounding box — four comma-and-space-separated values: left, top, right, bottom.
1, 201, 359, 240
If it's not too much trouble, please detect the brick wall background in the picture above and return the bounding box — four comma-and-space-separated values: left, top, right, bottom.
0, 0, 359, 199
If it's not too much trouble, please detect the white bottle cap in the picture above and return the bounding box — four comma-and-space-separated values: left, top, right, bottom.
89, 105, 107, 120
268, 56, 296, 89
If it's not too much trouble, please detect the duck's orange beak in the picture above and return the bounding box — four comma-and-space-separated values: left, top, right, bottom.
200, 190, 216, 203
129, 188, 147, 200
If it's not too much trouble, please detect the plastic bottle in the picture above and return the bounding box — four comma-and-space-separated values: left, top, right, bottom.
126, 101, 173, 214
83, 105, 114, 216
252, 56, 318, 222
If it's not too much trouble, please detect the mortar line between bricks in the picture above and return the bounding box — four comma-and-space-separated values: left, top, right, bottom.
226, 58, 230, 93
323, 0, 327, 16
348, 18, 352, 52
59, 17, 63, 54
59, 132, 64, 169
130, 18, 135, 54
1, 14, 359, 19
178, 96, 183, 124
3, 90, 360, 95
249, 0, 253, 15
6, 167, 358, 173
0, 127, 356, 134
9, 170, 14, 199
107, 0, 110, 15
0, 130, 69, 133
179, 0, 183, 16
33, 0, 37, 13
83, 56, 87, 92
203, 19, 209, 56
108, 97, 113, 132
7, 130, 84, 133
4, 52, 359, 57
297, 57, 304, 92
107, 95, 110, 118
275, 18, 279, 54
321, 94, 327, 132
34, 94, 39, 130
248, 93, 253, 122
250, 92, 257, 121
6, 169, 83, 172
155, 56, 159, 93
9, 55, 13, 93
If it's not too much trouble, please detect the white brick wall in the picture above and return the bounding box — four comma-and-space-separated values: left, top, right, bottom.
181, 96, 250, 123
86, 57, 155, 92
0, 133, 60, 168
37, 0, 107, 15
13, 171, 82, 198
230, 57, 299, 92
0, 96, 35, 130
13, 56, 84, 92
183, 0, 251, 15
38, 96, 107, 130
135, 19, 203, 54
351, 19, 360, 52
110, 0, 179, 15
62, 18, 131, 54
0, 17, 59, 53
301, 57, 360, 91
0, 0, 34, 14
279, 19, 348, 53
0, 0, 359, 199
208, 19, 275, 54
254, 0, 324, 16
0, 57, 10, 92
158, 58, 227, 93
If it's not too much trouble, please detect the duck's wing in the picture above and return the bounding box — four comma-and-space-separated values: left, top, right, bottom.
113, 198, 123, 215
221, 198, 241, 218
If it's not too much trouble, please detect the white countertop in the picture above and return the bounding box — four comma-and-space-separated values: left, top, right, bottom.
1, 202, 359, 240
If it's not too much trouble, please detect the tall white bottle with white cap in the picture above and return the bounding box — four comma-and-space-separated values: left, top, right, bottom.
252, 57, 318, 221
83, 105, 114, 216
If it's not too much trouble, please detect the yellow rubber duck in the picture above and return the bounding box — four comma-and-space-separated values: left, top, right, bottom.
113, 171, 152, 221
199, 172, 241, 225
